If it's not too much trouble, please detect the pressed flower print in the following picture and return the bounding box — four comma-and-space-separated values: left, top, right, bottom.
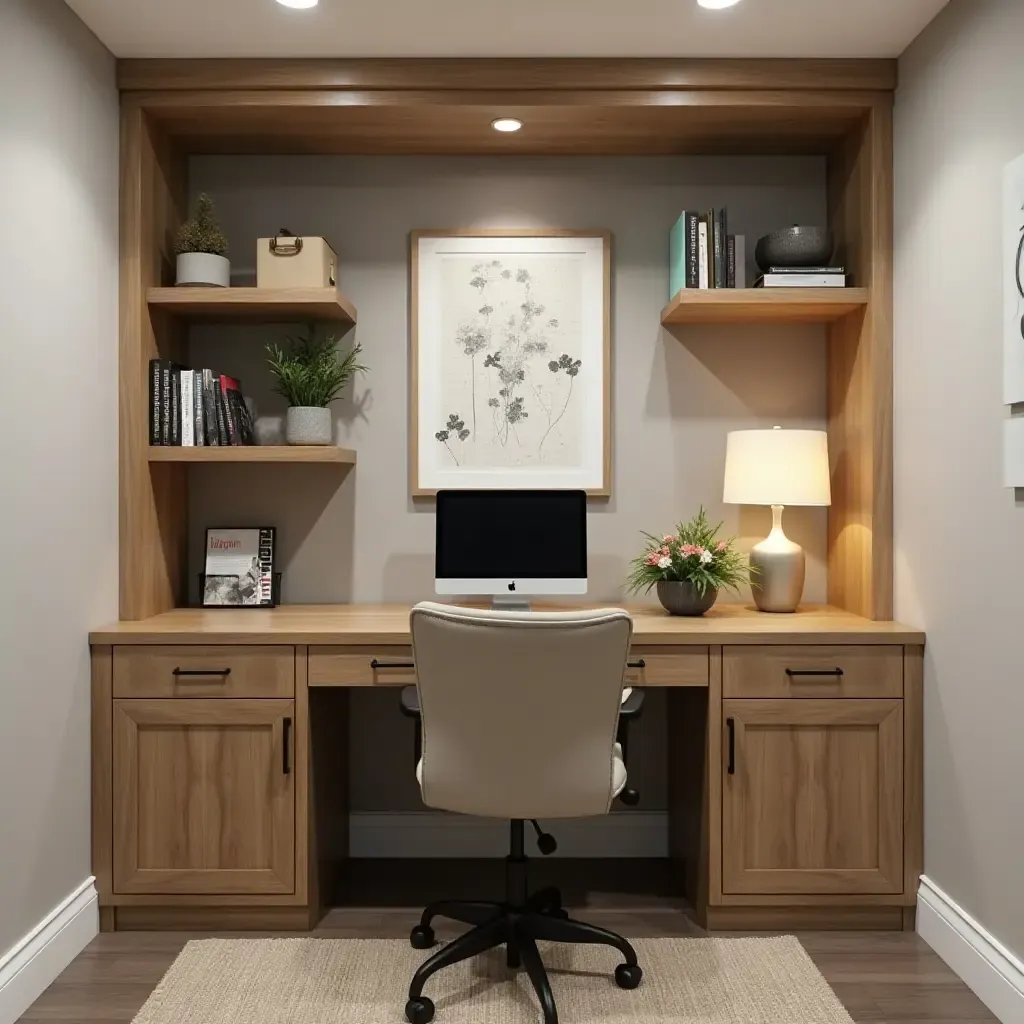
414, 233, 608, 493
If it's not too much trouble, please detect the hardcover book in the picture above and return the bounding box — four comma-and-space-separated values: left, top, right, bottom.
181, 369, 194, 446
202, 370, 220, 445
669, 211, 701, 297
698, 222, 709, 289
149, 359, 162, 445
203, 527, 276, 607
193, 369, 205, 446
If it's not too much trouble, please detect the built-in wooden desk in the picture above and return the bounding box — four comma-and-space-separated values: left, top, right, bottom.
90, 603, 924, 933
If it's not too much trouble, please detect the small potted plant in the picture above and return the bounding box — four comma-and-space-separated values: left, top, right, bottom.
175, 193, 230, 287
626, 507, 753, 616
266, 326, 366, 445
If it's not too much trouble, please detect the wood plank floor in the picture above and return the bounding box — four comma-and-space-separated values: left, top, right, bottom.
17, 906, 996, 1024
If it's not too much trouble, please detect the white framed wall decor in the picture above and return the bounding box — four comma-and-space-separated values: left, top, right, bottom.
1003, 152, 1024, 405
410, 229, 611, 497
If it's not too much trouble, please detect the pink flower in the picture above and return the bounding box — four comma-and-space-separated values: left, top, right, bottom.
662, 535, 675, 544
716, 540, 728, 552
661, 546, 671, 555
681, 543, 702, 557
645, 552, 660, 567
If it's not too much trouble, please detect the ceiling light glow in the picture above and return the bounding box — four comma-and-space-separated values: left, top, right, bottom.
276, 0, 318, 8
492, 118, 523, 133
697, 0, 742, 8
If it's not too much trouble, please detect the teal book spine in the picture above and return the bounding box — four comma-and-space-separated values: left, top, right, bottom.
669, 212, 688, 299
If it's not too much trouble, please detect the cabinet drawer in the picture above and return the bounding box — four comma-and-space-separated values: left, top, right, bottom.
724, 646, 902, 698
308, 646, 709, 688
309, 646, 416, 686
625, 648, 709, 687
113, 646, 294, 698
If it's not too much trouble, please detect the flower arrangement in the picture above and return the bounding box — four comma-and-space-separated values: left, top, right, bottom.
626, 507, 753, 598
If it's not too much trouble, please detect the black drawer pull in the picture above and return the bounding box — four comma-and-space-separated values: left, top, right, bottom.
627, 659, 646, 670
785, 668, 844, 678
726, 718, 736, 775
370, 659, 415, 670
282, 717, 292, 775
172, 667, 232, 678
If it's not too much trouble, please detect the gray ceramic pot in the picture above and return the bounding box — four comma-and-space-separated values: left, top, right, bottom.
285, 406, 332, 445
656, 580, 718, 617
754, 226, 834, 272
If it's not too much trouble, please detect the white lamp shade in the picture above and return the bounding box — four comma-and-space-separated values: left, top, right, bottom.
723, 428, 831, 506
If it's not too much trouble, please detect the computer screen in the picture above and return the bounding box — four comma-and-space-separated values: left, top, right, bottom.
435, 490, 587, 596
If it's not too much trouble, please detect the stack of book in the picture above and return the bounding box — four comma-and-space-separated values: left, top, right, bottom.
754, 266, 847, 288
149, 360, 256, 447
669, 209, 745, 295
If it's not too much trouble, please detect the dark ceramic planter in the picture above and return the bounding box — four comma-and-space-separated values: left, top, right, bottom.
754, 226, 834, 272
657, 580, 718, 617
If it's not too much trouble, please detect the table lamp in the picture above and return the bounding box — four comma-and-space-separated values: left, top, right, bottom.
723, 427, 831, 613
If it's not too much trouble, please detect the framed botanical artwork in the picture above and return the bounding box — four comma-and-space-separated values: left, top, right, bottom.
410, 229, 611, 497
1004, 152, 1024, 404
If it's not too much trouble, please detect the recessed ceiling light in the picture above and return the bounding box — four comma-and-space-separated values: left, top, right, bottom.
492, 118, 523, 133
697, 0, 742, 8
276, 0, 318, 8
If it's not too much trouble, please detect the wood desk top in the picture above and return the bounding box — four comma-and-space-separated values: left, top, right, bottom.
90, 603, 925, 646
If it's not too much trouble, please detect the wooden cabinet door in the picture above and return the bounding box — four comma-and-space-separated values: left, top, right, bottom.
722, 699, 903, 895
113, 699, 295, 895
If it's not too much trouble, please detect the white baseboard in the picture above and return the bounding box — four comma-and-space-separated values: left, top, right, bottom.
349, 811, 668, 858
918, 875, 1024, 1024
0, 877, 98, 1024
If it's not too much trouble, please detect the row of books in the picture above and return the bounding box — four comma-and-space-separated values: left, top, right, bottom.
149, 360, 255, 446
669, 209, 746, 295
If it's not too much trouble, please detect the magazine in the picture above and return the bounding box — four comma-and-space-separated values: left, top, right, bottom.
203, 528, 276, 606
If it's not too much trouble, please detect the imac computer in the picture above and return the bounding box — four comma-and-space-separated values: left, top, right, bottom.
435, 490, 587, 609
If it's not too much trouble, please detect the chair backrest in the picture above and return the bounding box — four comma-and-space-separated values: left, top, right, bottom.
410, 602, 633, 820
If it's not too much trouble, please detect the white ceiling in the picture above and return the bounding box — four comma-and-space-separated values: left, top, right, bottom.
66, 0, 949, 59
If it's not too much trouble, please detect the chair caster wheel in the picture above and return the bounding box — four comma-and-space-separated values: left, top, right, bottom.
615, 963, 643, 990
409, 925, 436, 950
405, 996, 435, 1024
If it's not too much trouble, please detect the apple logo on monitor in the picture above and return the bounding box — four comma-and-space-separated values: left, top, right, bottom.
508, 581, 516, 591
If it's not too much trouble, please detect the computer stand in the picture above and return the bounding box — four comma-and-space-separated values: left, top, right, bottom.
490, 595, 531, 612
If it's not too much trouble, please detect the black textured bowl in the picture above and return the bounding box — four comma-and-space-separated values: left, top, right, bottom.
754, 226, 834, 272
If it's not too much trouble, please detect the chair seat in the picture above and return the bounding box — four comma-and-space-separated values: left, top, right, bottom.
416, 742, 627, 798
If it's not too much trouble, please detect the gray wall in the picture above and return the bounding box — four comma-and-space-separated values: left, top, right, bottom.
189, 154, 829, 813
0, 0, 118, 956
895, 0, 1024, 959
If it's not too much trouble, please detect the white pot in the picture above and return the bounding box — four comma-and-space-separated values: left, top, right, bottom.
286, 407, 333, 445
176, 252, 230, 287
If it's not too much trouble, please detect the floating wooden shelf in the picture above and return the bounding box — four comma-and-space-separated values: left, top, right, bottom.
147, 287, 357, 324
660, 288, 869, 325
147, 446, 357, 465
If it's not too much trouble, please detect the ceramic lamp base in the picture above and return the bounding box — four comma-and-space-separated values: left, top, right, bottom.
750, 505, 805, 613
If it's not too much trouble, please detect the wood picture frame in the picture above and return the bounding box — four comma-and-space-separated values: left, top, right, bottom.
410, 228, 611, 498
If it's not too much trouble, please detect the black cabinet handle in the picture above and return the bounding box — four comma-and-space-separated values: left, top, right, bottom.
172, 667, 231, 677
726, 717, 736, 775
282, 717, 292, 775
626, 659, 646, 670
370, 659, 415, 670
785, 668, 844, 678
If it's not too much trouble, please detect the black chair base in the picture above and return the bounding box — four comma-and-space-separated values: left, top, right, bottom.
405, 888, 642, 1024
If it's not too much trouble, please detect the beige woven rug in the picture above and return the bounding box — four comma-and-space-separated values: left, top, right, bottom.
132, 936, 854, 1024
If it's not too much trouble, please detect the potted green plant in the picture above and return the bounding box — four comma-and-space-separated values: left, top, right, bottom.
626, 507, 754, 616
266, 327, 366, 445
175, 193, 230, 287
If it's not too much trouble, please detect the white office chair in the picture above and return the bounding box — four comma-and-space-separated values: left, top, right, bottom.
403, 601, 643, 1024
